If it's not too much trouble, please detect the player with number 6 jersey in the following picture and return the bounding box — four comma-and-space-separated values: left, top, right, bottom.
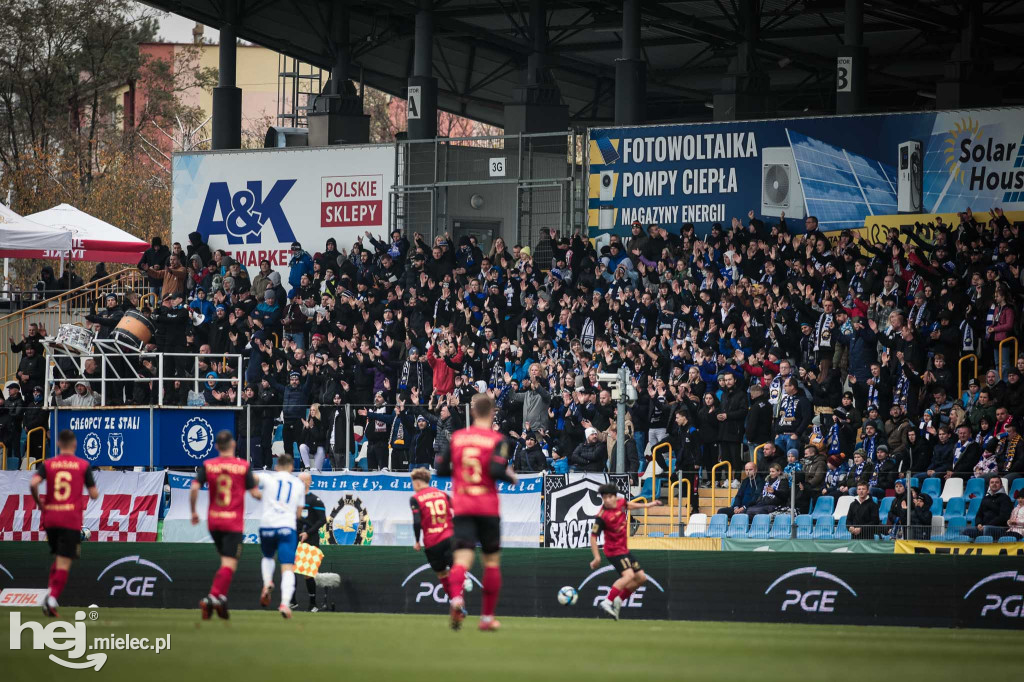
190, 430, 261, 620
435, 394, 516, 632
29, 429, 100, 618
409, 468, 455, 601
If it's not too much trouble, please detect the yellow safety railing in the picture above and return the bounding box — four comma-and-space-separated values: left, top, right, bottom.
958, 353, 978, 399
141, 292, 157, 310
629, 496, 649, 537
998, 337, 1019, 379
0, 268, 148, 383
709, 460, 733, 517
26, 427, 48, 470
752, 443, 765, 470
669, 477, 691, 529
650, 441, 676, 520
0, 442, 7, 470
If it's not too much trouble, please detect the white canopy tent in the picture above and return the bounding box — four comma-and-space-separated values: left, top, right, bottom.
24, 204, 148, 264
0, 202, 75, 294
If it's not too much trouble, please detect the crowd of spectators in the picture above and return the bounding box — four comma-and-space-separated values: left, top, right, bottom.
5, 209, 1024, 539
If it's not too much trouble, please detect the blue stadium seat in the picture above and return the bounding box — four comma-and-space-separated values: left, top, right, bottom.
725, 515, 750, 538
811, 517, 834, 539
834, 516, 851, 540
667, 532, 680, 538
964, 477, 986, 500
647, 531, 665, 538
973, 535, 993, 544
706, 514, 729, 538
921, 478, 942, 499
944, 497, 965, 518
747, 514, 771, 540
811, 496, 835, 520
4, 457, 16, 471
908, 477, 920, 489
795, 514, 813, 539
940, 516, 967, 541
999, 535, 1020, 543
769, 515, 792, 539
1010, 479, 1024, 498
929, 495, 943, 517
878, 496, 895, 523
966, 497, 982, 524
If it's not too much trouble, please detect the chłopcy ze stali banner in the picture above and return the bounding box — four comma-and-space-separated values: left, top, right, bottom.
0, 471, 163, 542
172, 145, 395, 280
588, 107, 1024, 237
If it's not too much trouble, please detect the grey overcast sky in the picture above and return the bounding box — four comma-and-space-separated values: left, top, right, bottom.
141, 3, 220, 43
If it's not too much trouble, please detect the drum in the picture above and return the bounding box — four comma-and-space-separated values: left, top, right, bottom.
112, 309, 155, 350
53, 324, 95, 354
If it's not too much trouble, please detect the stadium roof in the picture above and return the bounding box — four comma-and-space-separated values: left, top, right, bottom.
143, 0, 1024, 127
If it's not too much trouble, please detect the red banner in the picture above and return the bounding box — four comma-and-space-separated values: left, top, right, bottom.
0, 471, 162, 542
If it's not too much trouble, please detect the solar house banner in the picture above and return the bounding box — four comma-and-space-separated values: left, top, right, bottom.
587, 107, 1024, 237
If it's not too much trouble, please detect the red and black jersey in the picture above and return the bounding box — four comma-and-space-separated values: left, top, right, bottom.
591, 497, 629, 557
410, 486, 453, 548
35, 455, 95, 530
439, 426, 512, 517
196, 456, 256, 533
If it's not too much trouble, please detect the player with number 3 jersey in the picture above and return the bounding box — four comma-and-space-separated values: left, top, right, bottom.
190, 430, 261, 620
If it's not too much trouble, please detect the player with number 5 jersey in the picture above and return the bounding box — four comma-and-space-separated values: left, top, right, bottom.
29, 429, 100, 618
435, 394, 516, 632
190, 430, 261, 620
255, 453, 307, 618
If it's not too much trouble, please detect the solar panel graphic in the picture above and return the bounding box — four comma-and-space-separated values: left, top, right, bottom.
786, 130, 899, 230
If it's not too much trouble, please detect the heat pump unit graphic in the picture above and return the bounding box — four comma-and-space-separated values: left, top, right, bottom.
761, 147, 805, 219
599, 170, 615, 202
897, 140, 922, 213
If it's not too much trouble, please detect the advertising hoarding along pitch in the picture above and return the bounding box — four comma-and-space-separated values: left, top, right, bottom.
588, 107, 1024, 236
172, 145, 395, 280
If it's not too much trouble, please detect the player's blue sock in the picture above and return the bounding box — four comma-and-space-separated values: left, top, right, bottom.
261, 558, 275, 586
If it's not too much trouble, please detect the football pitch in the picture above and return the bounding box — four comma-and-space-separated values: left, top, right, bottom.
2, 607, 1016, 682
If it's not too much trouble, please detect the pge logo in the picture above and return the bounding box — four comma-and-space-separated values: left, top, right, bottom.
765, 566, 857, 613
197, 180, 297, 244
963, 570, 1024, 618
96, 555, 172, 598
401, 564, 481, 604
577, 565, 666, 610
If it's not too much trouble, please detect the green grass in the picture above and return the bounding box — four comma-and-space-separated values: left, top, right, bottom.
2, 607, 1017, 682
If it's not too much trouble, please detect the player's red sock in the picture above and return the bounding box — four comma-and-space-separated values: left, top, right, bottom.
49, 567, 69, 599
210, 566, 235, 599
607, 587, 622, 602
448, 564, 466, 602
439, 575, 452, 599
619, 588, 633, 602
481, 566, 501, 617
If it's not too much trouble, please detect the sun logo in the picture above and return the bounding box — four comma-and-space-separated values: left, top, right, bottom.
944, 118, 983, 185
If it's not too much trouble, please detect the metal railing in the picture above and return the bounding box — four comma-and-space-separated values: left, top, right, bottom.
752, 443, 765, 470
25, 427, 47, 470
998, 337, 1019, 378
628, 496, 649, 537
0, 267, 149, 383
709, 461, 733, 517
958, 353, 978, 398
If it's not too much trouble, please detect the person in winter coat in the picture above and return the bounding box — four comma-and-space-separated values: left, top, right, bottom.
845, 482, 880, 540
298, 403, 326, 470
716, 372, 748, 476
843, 449, 875, 491
186, 231, 212, 268
288, 242, 314, 291
404, 412, 436, 469
21, 386, 48, 464
796, 444, 827, 513
963, 477, 1014, 539
426, 340, 462, 396
508, 376, 551, 432
716, 462, 764, 518
268, 369, 313, 459
570, 427, 607, 472
513, 430, 548, 472
743, 462, 790, 517
251, 259, 274, 301
868, 445, 898, 498
744, 383, 773, 448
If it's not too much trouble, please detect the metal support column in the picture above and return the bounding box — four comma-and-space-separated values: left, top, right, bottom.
212, 0, 242, 149
614, 0, 646, 125
836, 0, 866, 114
407, 0, 438, 139
615, 366, 627, 474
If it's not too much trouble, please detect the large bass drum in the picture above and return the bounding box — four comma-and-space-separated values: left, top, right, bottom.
53, 324, 95, 354
112, 310, 155, 350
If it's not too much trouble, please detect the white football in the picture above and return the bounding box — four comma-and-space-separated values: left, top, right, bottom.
557, 586, 578, 606
81, 528, 91, 541
463, 576, 474, 593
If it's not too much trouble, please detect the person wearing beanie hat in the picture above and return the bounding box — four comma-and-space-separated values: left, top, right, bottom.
570, 426, 606, 472
288, 240, 313, 292
822, 453, 849, 500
